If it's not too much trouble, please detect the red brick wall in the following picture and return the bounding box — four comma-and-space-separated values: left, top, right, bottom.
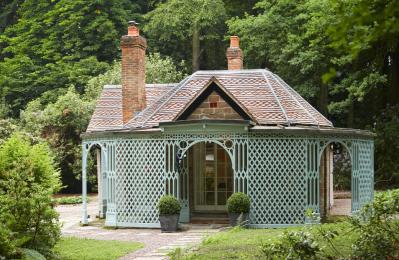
226, 36, 243, 70
121, 34, 147, 124
187, 91, 242, 120
226, 47, 243, 70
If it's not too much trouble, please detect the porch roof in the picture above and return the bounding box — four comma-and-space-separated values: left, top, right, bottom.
82, 119, 374, 139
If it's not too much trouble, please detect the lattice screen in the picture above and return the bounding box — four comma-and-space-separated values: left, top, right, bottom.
114, 139, 165, 227
354, 140, 374, 208
248, 137, 307, 226
82, 132, 374, 228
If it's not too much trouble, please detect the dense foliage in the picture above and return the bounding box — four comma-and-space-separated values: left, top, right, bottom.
157, 195, 182, 215
0, 134, 61, 258
19, 53, 186, 192
228, 0, 399, 187
350, 189, 399, 258
374, 105, 399, 188
227, 192, 251, 214
261, 231, 321, 259
260, 189, 399, 259
144, 0, 227, 71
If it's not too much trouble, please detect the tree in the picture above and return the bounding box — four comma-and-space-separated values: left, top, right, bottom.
21, 53, 187, 192
0, 134, 61, 258
85, 53, 188, 100
326, 0, 399, 118
144, 0, 227, 71
373, 105, 399, 188
0, 0, 141, 116
0, 0, 23, 33
228, 0, 338, 115
21, 88, 92, 192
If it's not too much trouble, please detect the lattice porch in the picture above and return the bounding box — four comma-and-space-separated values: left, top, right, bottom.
81, 122, 374, 228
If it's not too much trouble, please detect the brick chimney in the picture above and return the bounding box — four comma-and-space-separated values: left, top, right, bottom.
226, 36, 243, 70
121, 21, 147, 124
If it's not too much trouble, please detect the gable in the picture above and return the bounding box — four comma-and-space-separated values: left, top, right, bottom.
176, 81, 252, 121
185, 91, 243, 120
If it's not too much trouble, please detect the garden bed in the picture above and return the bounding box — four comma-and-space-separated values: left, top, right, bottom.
171, 222, 356, 259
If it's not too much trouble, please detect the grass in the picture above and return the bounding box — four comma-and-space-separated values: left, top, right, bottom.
53, 195, 88, 205
172, 221, 357, 260
54, 237, 143, 260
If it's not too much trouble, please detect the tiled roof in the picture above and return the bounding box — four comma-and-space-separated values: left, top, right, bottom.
86, 69, 333, 132
86, 83, 175, 132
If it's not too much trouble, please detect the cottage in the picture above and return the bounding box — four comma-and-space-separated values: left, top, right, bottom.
82, 22, 374, 228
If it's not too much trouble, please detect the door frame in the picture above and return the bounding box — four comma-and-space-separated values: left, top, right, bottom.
192, 142, 233, 212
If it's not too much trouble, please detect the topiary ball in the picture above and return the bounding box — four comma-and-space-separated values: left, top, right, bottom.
158, 195, 182, 215
227, 192, 250, 214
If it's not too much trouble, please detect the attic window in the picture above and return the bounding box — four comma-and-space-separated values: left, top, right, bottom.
210, 102, 217, 108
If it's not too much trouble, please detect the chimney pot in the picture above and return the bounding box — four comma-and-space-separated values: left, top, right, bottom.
226, 35, 243, 70
230, 36, 240, 48
128, 20, 140, 36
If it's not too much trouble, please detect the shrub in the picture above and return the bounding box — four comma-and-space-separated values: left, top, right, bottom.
0, 134, 61, 258
261, 231, 321, 259
158, 195, 181, 215
350, 189, 399, 259
53, 195, 88, 205
227, 192, 250, 214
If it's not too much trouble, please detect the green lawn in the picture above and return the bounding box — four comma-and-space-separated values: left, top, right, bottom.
173, 221, 357, 259
54, 237, 143, 260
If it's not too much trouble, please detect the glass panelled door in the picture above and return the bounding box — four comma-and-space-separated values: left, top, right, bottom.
194, 143, 233, 211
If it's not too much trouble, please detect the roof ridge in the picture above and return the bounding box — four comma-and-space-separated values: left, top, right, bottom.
270, 73, 321, 127
194, 69, 267, 74
262, 71, 290, 126
129, 73, 197, 128
146, 83, 178, 87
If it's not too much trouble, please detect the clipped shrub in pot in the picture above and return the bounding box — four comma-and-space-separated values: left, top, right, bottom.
227, 192, 250, 226
158, 195, 181, 232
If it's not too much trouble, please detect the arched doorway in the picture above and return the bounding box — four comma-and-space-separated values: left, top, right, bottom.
82, 142, 106, 224
319, 142, 352, 219
176, 141, 234, 223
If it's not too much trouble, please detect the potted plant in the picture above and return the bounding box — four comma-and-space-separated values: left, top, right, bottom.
227, 192, 250, 226
304, 208, 321, 225
158, 195, 181, 232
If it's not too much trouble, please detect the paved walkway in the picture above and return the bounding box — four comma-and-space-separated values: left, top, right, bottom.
330, 198, 351, 216
56, 197, 220, 259
56, 195, 351, 259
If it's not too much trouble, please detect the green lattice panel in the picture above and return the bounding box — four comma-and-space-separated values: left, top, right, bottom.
114, 139, 165, 227
355, 140, 374, 207
248, 138, 307, 225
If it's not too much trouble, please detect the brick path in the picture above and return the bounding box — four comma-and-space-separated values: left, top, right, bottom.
56, 197, 220, 259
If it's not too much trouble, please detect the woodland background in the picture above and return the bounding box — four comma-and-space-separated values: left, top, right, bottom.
0, 0, 398, 192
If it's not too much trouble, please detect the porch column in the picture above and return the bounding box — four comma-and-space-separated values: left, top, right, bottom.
328, 147, 334, 208
96, 149, 104, 218
82, 144, 88, 225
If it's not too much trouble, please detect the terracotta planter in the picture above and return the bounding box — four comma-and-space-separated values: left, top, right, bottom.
228, 213, 248, 226
159, 214, 179, 232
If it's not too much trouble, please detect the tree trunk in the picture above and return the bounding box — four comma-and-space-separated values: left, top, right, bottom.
388, 46, 399, 106
347, 100, 354, 128
318, 83, 329, 116
192, 24, 200, 72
